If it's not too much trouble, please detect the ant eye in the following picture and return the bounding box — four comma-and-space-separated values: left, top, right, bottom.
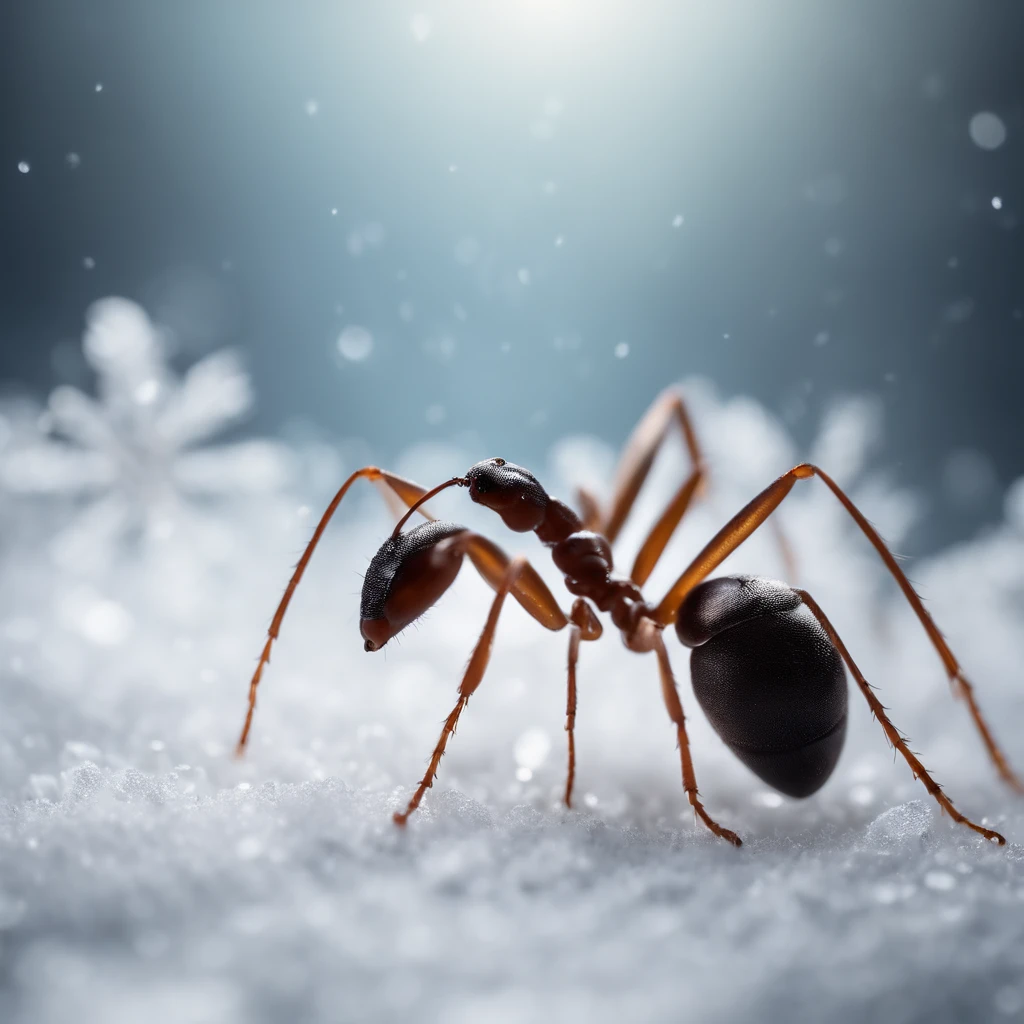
492, 458, 506, 466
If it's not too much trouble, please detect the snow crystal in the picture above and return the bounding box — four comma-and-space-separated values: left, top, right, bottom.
0, 305, 1022, 1023
336, 325, 374, 362
0, 298, 291, 571
969, 111, 1007, 151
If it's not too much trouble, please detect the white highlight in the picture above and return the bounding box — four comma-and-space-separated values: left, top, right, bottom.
969, 111, 1007, 151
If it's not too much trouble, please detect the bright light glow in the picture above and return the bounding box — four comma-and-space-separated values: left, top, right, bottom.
410, 13, 432, 43
481, 0, 623, 51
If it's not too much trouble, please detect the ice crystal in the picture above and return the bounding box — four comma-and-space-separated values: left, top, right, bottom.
0, 298, 290, 570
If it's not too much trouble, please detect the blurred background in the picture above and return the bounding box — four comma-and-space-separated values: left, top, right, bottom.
1, 0, 1021, 554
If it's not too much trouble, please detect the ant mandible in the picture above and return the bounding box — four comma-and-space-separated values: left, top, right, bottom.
236, 390, 1020, 846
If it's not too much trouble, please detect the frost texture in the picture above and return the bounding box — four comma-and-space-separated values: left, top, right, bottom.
1, 304, 1023, 1024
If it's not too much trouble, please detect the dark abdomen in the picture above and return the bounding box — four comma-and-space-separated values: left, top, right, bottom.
677, 576, 847, 798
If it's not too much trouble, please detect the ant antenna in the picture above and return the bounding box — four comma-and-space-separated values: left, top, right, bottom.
391, 476, 467, 538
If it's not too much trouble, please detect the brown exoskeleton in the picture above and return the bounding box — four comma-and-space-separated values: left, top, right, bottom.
237, 391, 1020, 845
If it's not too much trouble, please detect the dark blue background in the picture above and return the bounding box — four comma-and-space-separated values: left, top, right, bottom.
2, 0, 1021, 551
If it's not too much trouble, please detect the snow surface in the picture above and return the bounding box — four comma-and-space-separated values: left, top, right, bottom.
2, 300, 1024, 1023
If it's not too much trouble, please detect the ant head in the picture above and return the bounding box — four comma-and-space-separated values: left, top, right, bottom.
465, 458, 549, 532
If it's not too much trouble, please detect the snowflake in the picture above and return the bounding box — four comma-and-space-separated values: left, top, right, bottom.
0, 297, 291, 570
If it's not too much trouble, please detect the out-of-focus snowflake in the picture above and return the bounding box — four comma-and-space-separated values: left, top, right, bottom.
0, 297, 291, 570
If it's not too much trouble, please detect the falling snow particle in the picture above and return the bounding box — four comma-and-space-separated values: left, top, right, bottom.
920, 73, 945, 101
66, 152, 81, 169
94, 83, 103, 92
814, 331, 830, 347
992, 196, 1003, 210
83, 257, 96, 270
424, 334, 457, 361
995, 988, 1024, 1017
305, 100, 319, 117
330, 208, 338, 216
517, 268, 531, 286
79, 598, 133, 647
672, 214, 684, 228
614, 342, 629, 359
513, 729, 547, 777
448, 164, 458, 173
336, 326, 374, 362
969, 111, 1007, 151
17, 161, 30, 174
555, 235, 565, 247
236, 837, 263, 861
944, 298, 974, 324
346, 222, 386, 257
454, 237, 479, 265
824, 236, 845, 257
543, 95, 564, 118
849, 785, 874, 807
410, 13, 432, 43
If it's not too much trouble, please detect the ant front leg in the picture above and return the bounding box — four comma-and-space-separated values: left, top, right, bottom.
393, 556, 527, 825
361, 524, 600, 823
237, 465, 453, 754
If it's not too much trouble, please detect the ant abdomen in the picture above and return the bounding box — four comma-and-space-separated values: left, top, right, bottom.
360, 521, 469, 652
676, 575, 848, 798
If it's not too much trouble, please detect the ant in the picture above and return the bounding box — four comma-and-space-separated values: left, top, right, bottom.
236, 390, 1020, 846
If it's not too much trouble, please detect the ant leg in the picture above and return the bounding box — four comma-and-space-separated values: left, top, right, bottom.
560, 598, 601, 808
798, 590, 1005, 845
630, 466, 704, 586
394, 557, 526, 825
596, 388, 794, 587
461, 533, 570, 632
602, 388, 706, 544
238, 465, 445, 755
461, 537, 600, 812
575, 487, 603, 532
564, 624, 580, 808
653, 633, 742, 846
653, 463, 1023, 793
